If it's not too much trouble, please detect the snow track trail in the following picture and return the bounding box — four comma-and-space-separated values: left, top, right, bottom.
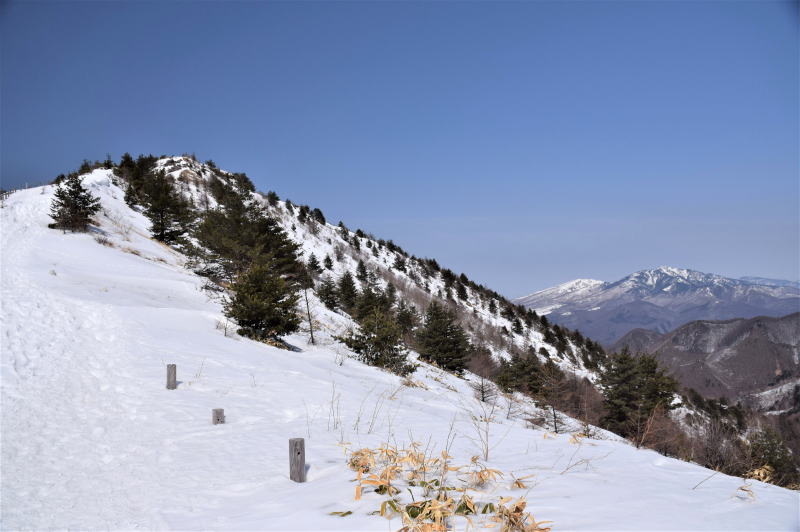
1, 173, 798, 530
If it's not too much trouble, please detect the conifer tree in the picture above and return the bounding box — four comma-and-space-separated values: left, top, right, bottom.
266, 190, 279, 206
224, 261, 301, 340
395, 300, 420, 339
338, 309, 413, 376
195, 190, 302, 282
306, 253, 322, 274
311, 207, 325, 224
143, 171, 192, 243
49, 173, 101, 232
356, 260, 369, 284
417, 302, 470, 373
323, 255, 333, 270
337, 271, 358, 313
488, 299, 497, 315
317, 276, 339, 310
456, 282, 468, 301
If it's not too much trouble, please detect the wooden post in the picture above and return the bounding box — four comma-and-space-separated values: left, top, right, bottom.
289, 438, 306, 482
212, 408, 225, 425
166, 364, 177, 390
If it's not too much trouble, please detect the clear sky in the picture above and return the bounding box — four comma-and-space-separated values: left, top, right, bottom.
2, 1, 798, 296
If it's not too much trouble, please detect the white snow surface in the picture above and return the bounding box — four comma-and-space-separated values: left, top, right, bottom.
2, 171, 798, 530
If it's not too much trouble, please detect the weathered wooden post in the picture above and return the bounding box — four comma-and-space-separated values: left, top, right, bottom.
166, 364, 177, 390
212, 408, 225, 425
289, 438, 306, 482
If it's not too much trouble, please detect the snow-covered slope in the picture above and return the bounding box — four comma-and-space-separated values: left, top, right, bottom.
2, 171, 798, 530
515, 267, 800, 345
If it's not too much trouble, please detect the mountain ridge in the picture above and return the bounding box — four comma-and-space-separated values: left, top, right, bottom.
514, 266, 800, 345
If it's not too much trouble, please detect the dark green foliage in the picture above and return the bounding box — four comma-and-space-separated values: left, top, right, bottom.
746, 428, 798, 486
417, 302, 470, 373
311, 208, 325, 224
511, 318, 523, 335
317, 276, 339, 310
224, 261, 301, 340
266, 190, 279, 206
599, 348, 677, 438
306, 253, 322, 274
456, 282, 468, 301
297, 205, 309, 223
49, 173, 101, 232
323, 255, 333, 270
395, 300, 420, 339
488, 299, 497, 315
142, 171, 193, 243
496, 353, 542, 395
194, 190, 303, 283
337, 309, 414, 376
393, 255, 406, 272
337, 271, 358, 313
356, 260, 369, 284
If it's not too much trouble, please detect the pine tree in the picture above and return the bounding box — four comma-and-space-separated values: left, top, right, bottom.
266, 190, 279, 206
599, 348, 640, 436
323, 255, 333, 270
598, 349, 677, 439
311, 207, 325, 224
224, 261, 301, 340
417, 302, 470, 373
317, 276, 339, 310
393, 255, 406, 272
143, 171, 192, 243
195, 190, 303, 282
356, 260, 369, 284
49, 173, 101, 232
306, 253, 322, 274
488, 299, 497, 315
456, 282, 468, 301
395, 300, 420, 339
337, 271, 358, 313
338, 309, 413, 376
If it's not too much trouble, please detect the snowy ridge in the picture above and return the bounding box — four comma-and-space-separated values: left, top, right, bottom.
514, 266, 800, 345
2, 169, 798, 530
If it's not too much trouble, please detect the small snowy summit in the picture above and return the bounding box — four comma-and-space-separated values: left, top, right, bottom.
515, 266, 800, 345
1, 164, 798, 530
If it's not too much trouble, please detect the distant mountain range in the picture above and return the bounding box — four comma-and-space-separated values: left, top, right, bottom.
611, 313, 800, 406
514, 267, 800, 345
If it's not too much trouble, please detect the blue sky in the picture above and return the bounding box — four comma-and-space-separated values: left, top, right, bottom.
2, 1, 797, 295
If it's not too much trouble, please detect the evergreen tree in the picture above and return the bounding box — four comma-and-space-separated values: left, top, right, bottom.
599, 349, 677, 439
143, 171, 192, 243
417, 302, 470, 373
337, 271, 358, 313
311, 207, 326, 224
456, 282, 468, 301
393, 255, 406, 272
194, 190, 303, 282
338, 309, 414, 376
49, 173, 101, 232
306, 253, 322, 274
323, 255, 333, 270
224, 261, 301, 340
599, 348, 640, 436
356, 260, 369, 284
266, 190, 279, 206
317, 276, 339, 310
488, 299, 497, 315
395, 300, 420, 339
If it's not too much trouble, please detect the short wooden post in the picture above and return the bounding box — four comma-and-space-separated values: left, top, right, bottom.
212, 408, 225, 425
289, 438, 306, 482
166, 364, 177, 390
